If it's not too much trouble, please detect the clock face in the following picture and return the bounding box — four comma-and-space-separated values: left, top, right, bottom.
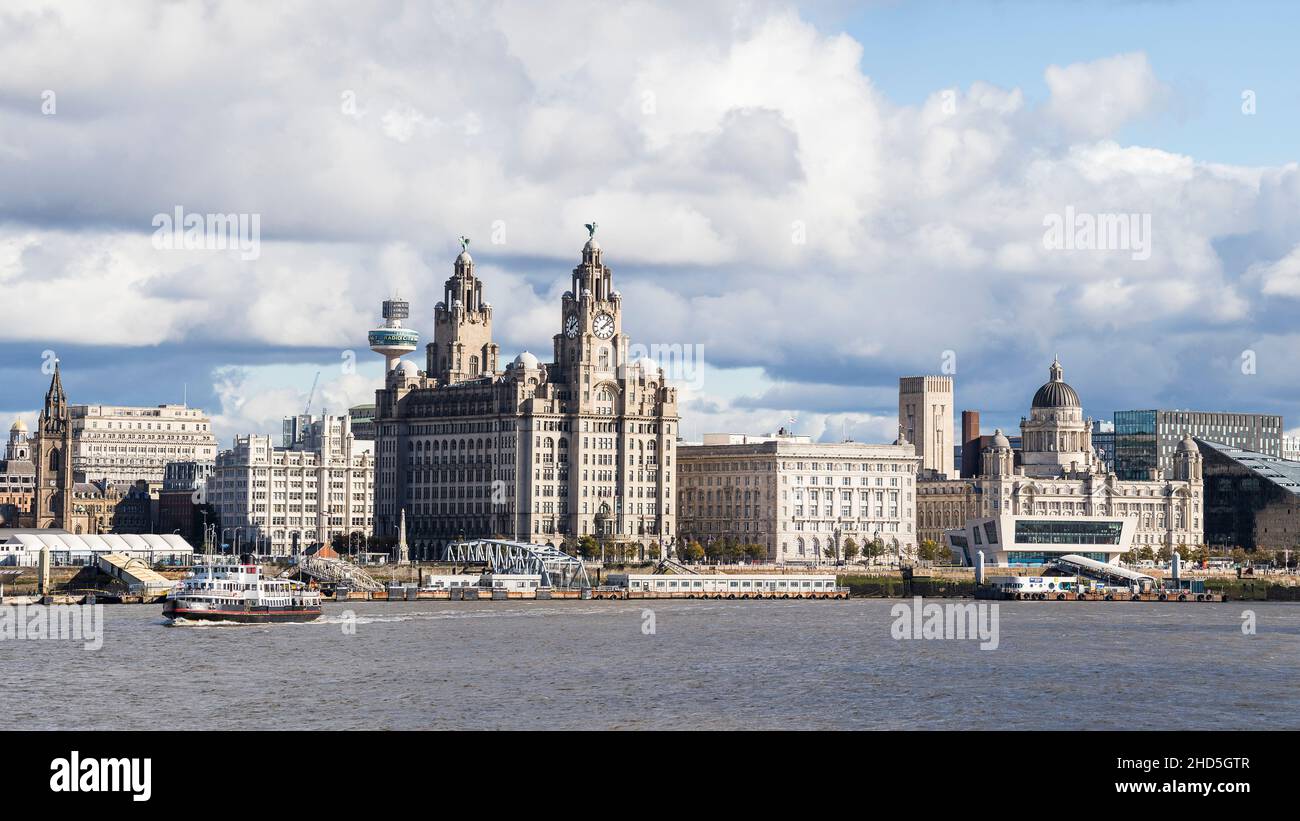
564, 315, 579, 339
593, 312, 615, 339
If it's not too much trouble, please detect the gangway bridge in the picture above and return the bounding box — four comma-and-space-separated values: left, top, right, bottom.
444, 539, 591, 590
1054, 553, 1155, 588
279, 555, 384, 592
656, 557, 699, 575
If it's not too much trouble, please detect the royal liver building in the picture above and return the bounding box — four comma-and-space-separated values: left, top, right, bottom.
372, 229, 679, 559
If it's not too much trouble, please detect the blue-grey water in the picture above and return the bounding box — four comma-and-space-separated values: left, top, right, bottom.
7, 600, 1299, 730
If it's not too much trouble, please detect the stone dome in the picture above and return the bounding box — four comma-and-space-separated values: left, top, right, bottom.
397, 359, 418, 377
1177, 433, 1197, 453
991, 428, 1011, 449
10, 419, 27, 433
1031, 357, 1081, 409
456, 249, 472, 266
513, 350, 540, 369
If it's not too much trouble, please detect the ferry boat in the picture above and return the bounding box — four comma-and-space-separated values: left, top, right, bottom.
163, 557, 323, 623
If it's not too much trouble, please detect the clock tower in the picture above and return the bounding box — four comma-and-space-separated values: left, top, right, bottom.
553, 223, 627, 402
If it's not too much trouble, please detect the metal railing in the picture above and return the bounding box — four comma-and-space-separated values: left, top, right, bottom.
281, 555, 384, 591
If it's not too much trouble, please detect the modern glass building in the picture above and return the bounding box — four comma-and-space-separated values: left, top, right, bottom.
1091, 420, 1115, 472
1198, 439, 1300, 553
1114, 410, 1282, 481
945, 514, 1134, 566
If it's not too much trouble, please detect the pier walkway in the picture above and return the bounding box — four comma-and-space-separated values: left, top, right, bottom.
281, 556, 384, 592
1055, 553, 1155, 587
657, 558, 699, 575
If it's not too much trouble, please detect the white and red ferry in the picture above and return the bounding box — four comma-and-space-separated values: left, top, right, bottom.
163, 557, 323, 623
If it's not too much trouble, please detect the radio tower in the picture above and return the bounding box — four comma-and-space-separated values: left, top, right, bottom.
368, 296, 419, 372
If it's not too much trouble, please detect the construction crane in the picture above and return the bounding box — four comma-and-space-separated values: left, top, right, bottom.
304, 371, 320, 416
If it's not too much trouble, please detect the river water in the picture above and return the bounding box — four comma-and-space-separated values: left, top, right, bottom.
7, 599, 1299, 730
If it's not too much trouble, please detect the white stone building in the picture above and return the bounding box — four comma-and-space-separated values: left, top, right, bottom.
677, 431, 921, 565
70, 404, 218, 484
211, 414, 373, 555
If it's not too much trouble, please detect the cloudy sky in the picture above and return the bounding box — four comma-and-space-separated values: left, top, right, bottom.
3, 0, 1300, 447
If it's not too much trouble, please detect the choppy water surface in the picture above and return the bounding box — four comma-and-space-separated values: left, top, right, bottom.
7, 600, 1299, 730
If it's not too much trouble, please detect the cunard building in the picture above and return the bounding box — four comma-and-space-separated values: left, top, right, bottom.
372, 229, 679, 559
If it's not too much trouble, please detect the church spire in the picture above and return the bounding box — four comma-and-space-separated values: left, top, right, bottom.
42, 360, 67, 432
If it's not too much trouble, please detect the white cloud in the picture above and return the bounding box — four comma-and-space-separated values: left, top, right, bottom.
0, 3, 1298, 438
1253, 244, 1300, 297
1044, 52, 1167, 139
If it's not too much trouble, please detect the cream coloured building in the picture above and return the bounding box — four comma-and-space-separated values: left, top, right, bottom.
70, 404, 218, 484
677, 432, 921, 565
918, 359, 1204, 563
372, 230, 679, 558
211, 414, 373, 555
899, 375, 954, 478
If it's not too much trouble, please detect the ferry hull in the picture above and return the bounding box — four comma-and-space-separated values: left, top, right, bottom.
163, 600, 323, 624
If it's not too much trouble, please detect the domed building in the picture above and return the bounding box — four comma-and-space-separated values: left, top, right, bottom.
917, 357, 1204, 567
0, 419, 36, 526
1019, 357, 1098, 479
371, 228, 679, 559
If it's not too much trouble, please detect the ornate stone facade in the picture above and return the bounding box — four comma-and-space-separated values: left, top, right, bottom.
918, 359, 1204, 553
372, 231, 679, 558
678, 433, 921, 564
0, 421, 35, 526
